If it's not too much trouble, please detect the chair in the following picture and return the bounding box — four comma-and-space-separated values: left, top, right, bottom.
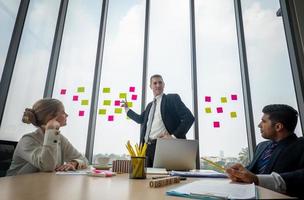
0, 140, 17, 177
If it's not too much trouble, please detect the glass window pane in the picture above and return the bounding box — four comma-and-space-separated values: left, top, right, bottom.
92, 0, 145, 160
148, 0, 194, 139
0, 0, 20, 78
52, 0, 102, 153
195, 0, 249, 168
0, 0, 60, 141
242, 0, 301, 143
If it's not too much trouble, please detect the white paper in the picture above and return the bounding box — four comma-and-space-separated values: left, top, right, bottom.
168, 179, 256, 199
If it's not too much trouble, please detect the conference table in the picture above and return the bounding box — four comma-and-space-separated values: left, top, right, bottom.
0, 172, 292, 200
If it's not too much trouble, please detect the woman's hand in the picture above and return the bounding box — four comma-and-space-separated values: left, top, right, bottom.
45, 118, 60, 131
55, 161, 78, 171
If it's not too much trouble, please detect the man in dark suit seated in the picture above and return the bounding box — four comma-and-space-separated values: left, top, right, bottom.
226, 104, 304, 198
122, 74, 195, 167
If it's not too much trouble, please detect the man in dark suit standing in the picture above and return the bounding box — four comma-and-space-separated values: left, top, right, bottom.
122, 74, 194, 167
226, 104, 304, 198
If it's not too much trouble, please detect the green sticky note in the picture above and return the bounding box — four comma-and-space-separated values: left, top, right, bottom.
103, 87, 110, 93
221, 97, 227, 103
119, 93, 127, 99
205, 107, 212, 113
99, 109, 106, 115
77, 87, 85, 93
103, 100, 111, 106
81, 99, 89, 105
115, 108, 122, 114
127, 102, 133, 108
230, 112, 237, 118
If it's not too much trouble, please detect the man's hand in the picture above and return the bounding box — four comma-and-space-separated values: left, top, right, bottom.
226, 163, 259, 185
55, 161, 78, 171
158, 131, 174, 139
121, 98, 129, 108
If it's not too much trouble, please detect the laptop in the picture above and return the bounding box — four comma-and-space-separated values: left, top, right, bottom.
153, 138, 198, 171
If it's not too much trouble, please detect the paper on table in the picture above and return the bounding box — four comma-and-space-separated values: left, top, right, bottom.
55, 170, 88, 175
170, 169, 227, 178
146, 167, 168, 175
167, 179, 256, 199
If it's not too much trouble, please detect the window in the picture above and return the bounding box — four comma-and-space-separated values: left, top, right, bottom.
242, 0, 301, 143
0, 0, 60, 141
92, 0, 145, 161
195, 0, 249, 168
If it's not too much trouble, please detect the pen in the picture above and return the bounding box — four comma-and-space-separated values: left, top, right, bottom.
201, 157, 225, 172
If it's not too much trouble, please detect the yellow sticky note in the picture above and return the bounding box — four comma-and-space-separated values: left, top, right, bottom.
81, 99, 89, 105
103, 88, 110, 93
221, 97, 227, 103
127, 102, 133, 108
77, 87, 85, 93
115, 108, 122, 114
99, 109, 106, 115
205, 107, 212, 113
230, 112, 237, 118
119, 93, 127, 99
103, 100, 111, 106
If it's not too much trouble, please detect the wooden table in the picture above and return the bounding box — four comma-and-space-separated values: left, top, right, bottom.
0, 173, 292, 200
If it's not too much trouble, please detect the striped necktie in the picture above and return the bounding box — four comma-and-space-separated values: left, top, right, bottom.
144, 98, 157, 143
256, 142, 278, 174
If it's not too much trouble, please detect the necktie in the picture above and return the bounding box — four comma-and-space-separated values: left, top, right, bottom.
144, 98, 157, 143
256, 142, 278, 174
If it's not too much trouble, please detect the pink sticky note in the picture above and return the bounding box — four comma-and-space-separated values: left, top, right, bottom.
73, 95, 78, 101
60, 89, 66, 95
205, 96, 211, 102
129, 86, 135, 92
131, 94, 137, 100
108, 115, 114, 121
213, 121, 220, 128
114, 100, 120, 106
216, 107, 223, 113
79, 110, 85, 116
231, 94, 238, 100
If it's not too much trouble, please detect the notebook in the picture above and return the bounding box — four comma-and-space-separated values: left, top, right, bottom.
153, 138, 198, 171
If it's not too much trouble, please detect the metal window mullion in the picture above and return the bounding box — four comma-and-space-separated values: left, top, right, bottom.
44, 0, 69, 98
0, 0, 29, 125
234, 0, 256, 161
85, 0, 109, 162
280, 0, 304, 136
189, 0, 200, 169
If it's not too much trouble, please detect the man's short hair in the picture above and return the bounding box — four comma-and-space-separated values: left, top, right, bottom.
262, 104, 298, 132
150, 74, 163, 84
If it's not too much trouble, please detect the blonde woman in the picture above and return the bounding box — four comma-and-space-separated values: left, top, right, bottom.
7, 98, 88, 176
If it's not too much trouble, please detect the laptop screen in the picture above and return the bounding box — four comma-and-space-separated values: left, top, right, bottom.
153, 138, 198, 171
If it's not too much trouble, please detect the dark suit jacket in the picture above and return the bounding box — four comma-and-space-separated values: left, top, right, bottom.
127, 93, 195, 144
247, 134, 304, 198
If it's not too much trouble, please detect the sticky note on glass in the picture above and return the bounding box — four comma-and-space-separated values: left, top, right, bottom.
79, 110, 85, 116
216, 107, 223, 113
114, 100, 121, 106
230, 112, 237, 118
115, 108, 122, 114
213, 121, 220, 128
60, 89, 67, 95
108, 115, 114, 121
221, 97, 227, 103
131, 94, 137, 100
81, 99, 89, 105
103, 100, 111, 106
205, 107, 212, 113
127, 102, 133, 108
77, 87, 85, 93
129, 86, 135, 92
119, 93, 127, 99
73, 95, 78, 101
103, 87, 110, 93
99, 109, 106, 115
231, 94, 238, 100
205, 96, 211, 102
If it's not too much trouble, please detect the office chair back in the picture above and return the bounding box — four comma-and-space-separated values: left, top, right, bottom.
0, 140, 18, 177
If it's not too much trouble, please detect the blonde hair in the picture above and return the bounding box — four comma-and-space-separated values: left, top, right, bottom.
22, 98, 63, 127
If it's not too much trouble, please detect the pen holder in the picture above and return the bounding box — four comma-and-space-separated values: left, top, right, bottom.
129, 156, 146, 179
